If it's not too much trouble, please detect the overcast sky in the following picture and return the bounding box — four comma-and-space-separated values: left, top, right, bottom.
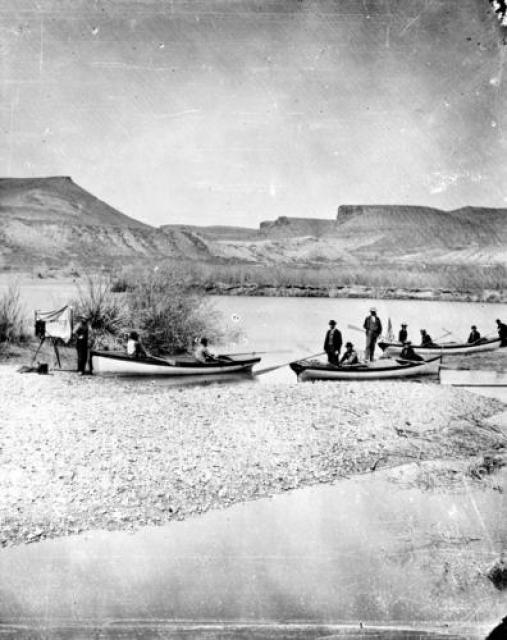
1, 0, 506, 227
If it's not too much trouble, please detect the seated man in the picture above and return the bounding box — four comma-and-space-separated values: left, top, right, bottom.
127, 331, 147, 358
420, 329, 435, 347
399, 341, 423, 361
194, 337, 216, 363
467, 325, 481, 344
339, 342, 359, 366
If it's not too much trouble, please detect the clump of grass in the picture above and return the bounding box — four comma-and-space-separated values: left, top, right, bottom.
72, 274, 128, 343
0, 285, 27, 344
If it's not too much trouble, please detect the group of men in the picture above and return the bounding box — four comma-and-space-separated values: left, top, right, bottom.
324, 307, 382, 366
323, 309, 507, 367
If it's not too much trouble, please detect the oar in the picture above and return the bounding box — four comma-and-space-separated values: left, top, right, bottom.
254, 351, 326, 376
347, 323, 364, 334
434, 330, 453, 342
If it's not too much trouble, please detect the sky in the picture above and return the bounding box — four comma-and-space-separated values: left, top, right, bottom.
1, 0, 506, 227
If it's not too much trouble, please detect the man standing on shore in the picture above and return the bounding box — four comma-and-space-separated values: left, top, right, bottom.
323, 320, 342, 365
74, 316, 89, 375
363, 308, 382, 361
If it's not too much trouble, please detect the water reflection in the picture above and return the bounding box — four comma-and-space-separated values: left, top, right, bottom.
1, 471, 505, 633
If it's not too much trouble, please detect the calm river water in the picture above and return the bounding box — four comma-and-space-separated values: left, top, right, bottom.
1, 470, 505, 638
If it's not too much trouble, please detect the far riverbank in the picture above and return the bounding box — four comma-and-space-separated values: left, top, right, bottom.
195, 282, 507, 303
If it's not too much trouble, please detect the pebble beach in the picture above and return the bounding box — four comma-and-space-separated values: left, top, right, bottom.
1, 365, 506, 547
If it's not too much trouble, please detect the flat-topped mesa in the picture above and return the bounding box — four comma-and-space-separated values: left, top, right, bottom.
337, 204, 445, 222
259, 216, 338, 238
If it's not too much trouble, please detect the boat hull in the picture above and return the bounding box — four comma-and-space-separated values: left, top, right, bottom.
378, 338, 501, 357
91, 351, 261, 376
290, 356, 441, 382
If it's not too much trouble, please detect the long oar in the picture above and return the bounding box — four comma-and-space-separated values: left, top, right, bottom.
434, 330, 453, 342
347, 323, 364, 334
254, 351, 326, 376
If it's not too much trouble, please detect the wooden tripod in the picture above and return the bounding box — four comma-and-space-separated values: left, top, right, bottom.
32, 336, 62, 369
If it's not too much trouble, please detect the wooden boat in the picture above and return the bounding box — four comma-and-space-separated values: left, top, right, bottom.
378, 337, 501, 357
290, 356, 442, 382
91, 351, 261, 377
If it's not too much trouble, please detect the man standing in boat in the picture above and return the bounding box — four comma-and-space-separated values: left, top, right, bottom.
398, 323, 408, 344
323, 319, 342, 365
363, 308, 382, 361
496, 319, 507, 347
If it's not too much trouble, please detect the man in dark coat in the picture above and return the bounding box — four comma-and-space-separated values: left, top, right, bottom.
363, 308, 382, 361
323, 320, 342, 365
398, 323, 408, 344
496, 319, 507, 346
74, 317, 89, 375
467, 325, 481, 344
399, 341, 423, 361
420, 329, 435, 347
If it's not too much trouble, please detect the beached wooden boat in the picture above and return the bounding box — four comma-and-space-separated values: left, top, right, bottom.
378, 337, 501, 357
91, 351, 261, 376
290, 356, 442, 381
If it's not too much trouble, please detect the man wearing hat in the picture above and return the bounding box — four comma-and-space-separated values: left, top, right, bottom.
340, 341, 359, 365
467, 325, 481, 344
323, 320, 342, 365
74, 315, 90, 375
363, 307, 382, 361
398, 323, 408, 344
400, 341, 423, 362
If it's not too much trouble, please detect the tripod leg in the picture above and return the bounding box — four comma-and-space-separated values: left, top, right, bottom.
32, 338, 44, 364
53, 341, 62, 369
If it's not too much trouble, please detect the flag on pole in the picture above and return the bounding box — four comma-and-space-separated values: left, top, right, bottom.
385, 317, 394, 342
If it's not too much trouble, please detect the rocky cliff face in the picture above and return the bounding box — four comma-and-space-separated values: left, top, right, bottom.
259, 216, 339, 238
1, 177, 506, 271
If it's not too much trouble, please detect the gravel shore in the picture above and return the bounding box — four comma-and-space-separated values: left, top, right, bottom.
1, 365, 506, 547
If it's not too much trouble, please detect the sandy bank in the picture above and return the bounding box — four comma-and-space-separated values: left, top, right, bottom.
0, 365, 506, 547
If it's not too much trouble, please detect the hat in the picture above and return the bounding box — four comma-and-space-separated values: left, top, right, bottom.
471, 325, 477, 329
329, 320, 336, 326
345, 341, 353, 348
369, 307, 377, 313
401, 323, 407, 327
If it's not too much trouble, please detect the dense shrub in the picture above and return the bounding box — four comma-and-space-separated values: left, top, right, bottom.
127, 268, 225, 354
73, 269, 231, 355
0, 285, 26, 343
